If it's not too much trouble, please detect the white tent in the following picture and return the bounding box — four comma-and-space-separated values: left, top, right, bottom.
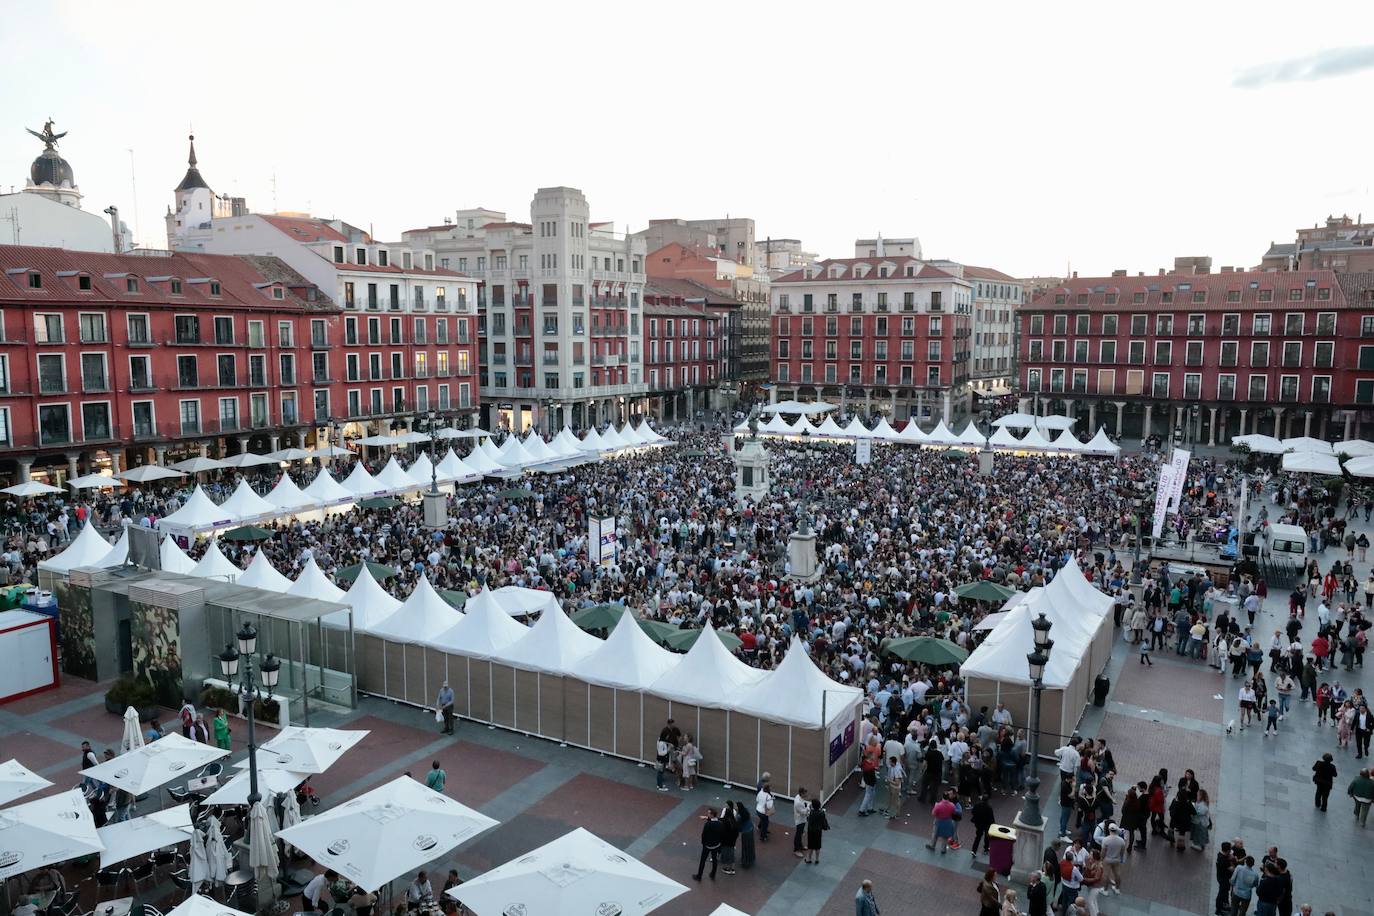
275, 775, 498, 892
450, 827, 687, 916
988, 426, 1022, 448
156, 486, 236, 535
1052, 428, 1086, 452
407, 452, 445, 489
641, 419, 670, 442
81, 733, 228, 796
219, 480, 275, 524
288, 557, 347, 603
962, 593, 1094, 689
625, 422, 657, 446
522, 432, 561, 464
923, 420, 960, 445
547, 431, 588, 463
992, 412, 1038, 428
464, 443, 507, 476
1282, 435, 1333, 455
0, 758, 53, 806
38, 522, 112, 573
303, 468, 355, 506
489, 585, 561, 618
340, 463, 386, 498
339, 566, 402, 632
190, 540, 240, 581
1035, 415, 1076, 430
430, 589, 529, 658
1282, 450, 1341, 475
1334, 439, 1374, 457
599, 424, 631, 450
790, 414, 820, 438
247, 726, 369, 774
96, 528, 130, 568
201, 766, 307, 807
496, 435, 539, 469
812, 415, 845, 438
760, 400, 836, 415
579, 426, 609, 451
264, 475, 317, 513
436, 448, 482, 483
117, 465, 186, 483
160, 536, 197, 574
568, 613, 679, 690
736, 637, 863, 728
761, 413, 793, 435
236, 551, 292, 593
97, 804, 193, 869
1081, 427, 1121, 456
649, 623, 766, 709
842, 417, 872, 438
870, 417, 900, 440
1019, 426, 1055, 450
896, 420, 927, 444
954, 421, 987, 448
0, 789, 103, 881
1232, 433, 1286, 455
493, 602, 602, 674
368, 576, 463, 643
374, 456, 420, 493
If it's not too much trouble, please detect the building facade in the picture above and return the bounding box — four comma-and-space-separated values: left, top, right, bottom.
1015, 268, 1374, 444
769, 257, 974, 422
642, 279, 735, 420
403, 188, 647, 434
0, 245, 336, 483
0, 121, 132, 252
1260, 214, 1374, 273
930, 262, 1021, 397
754, 238, 817, 282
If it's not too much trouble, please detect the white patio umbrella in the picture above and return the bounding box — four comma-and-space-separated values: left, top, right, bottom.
81, 732, 228, 796
0, 789, 104, 881
451, 827, 688, 916
117, 465, 187, 483
203, 767, 308, 806
265, 447, 312, 462
164, 894, 255, 916
247, 800, 279, 889
275, 775, 498, 892
1344, 455, 1374, 478
395, 431, 431, 444
0, 758, 53, 806
2, 481, 63, 496
170, 456, 229, 474
206, 815, 231, 884
1035, 415, 1077, 430
759, 399, 836, 415
311, 445, 356, 458
219, 452, 276, 468
97, 804, 193, 869
1281, 436, 1334, 455
280, 788, 302, 856
991, 412, 1038, 428
356, 434, 401, 447
242, 726, 368, 774
709, 907, 753, 916
66, 473, 125, 490
120, 705, 145, 755
1282, 451, 1341, 476
1335, 439, 1374, 457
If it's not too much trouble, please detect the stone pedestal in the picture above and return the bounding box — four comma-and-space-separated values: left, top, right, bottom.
977, 446, 994, 477
734, 436, 770, 504
788, 530, 820, 582
422, 490, 448, 529
1010, 812, 1047, 882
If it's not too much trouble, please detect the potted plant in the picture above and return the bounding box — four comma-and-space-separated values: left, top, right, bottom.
199, 684, 238, 715
104, 677, 158, 722
252, 697, 281, 725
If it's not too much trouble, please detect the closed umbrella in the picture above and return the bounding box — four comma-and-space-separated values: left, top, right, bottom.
880, 635, 969, 665
0, 789, 104, 880
0, 758, 53, 806
120, 705, 145, 755
280, 788, 302, 856
248, 800, 279, 894
450, 827, 687, 916
206, 815, 231, 885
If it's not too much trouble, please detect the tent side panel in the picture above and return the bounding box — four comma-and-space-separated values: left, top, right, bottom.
564, 680, 592, 748
357, 634, 384, 696
759, 720, 792, 796
468, 657, 494, 724
423, 647, 449, 714
695, 707, 728, 782
641, 695, 672, 762
727, 711, 761, 789
489, 662, 516, 728
383, 641, 405, 701
790, 725, 823, 801
586, 685, 615, 754
513, 668, 539, 732
618, 690, 650, 760
537, 673, 566, 743
403, 644, 428, 707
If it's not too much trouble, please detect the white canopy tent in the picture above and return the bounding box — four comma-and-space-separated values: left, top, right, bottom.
487, 585, 561, 618
81, 733, 228, 796
160, 536, 197, 574
0, 789, 104, 881
988, 426, 1022, 448
1052, 428, 1086, 452
1282, 450, 1341, 476
288, 557, 347, 603
219, 479, 275, 523
156, 486, 235, 535
496, 435, 539, 469
568, 613, 679, 690
896, 420, 927, 444
96, 804, 193, 869
436, 448, 482, 483
430, 589, 530, 657
338, 566, 402, 632
217, 452, 276, 469
100, 529, 129, 567
1019, 426, 1056, 450
0, 758, 53, 806
1344, 456, 1374, 478
992, 412, 1038, 428
1081, 428, 1121, 456
302, 468, 355, 507
340, 463, 387, 498
648, 624, 766, 709
38, 522, 112, 573
66, 472, 125, 489
246, 726, 369, 774
493, 602, 602, 674
275, 775, 498, 892
953, 421, 987, 448
923, 420, 960, 446
736, 637, 863, 728
464, 443, 508, 476
599, 425, 632, 450
190, 540, 241, 581
117, 465, 186, 483
236, 551, 293, 593
522, 432, 562, 465
450, 827, 687, 916
761, 414, 793, 435
264, 475, 318, 513
869, 417, 900, 440
1035, 415, 1077, 430
368, 576, 464, 643
373, 456, 419, 493
406, 453, 446, 489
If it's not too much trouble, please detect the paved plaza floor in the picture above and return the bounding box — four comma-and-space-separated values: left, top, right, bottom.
3, 496, 1371, 914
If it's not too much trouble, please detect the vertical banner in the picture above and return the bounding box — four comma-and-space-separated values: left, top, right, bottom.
596, 517, 617, 567
855, 439, 872, 465
588, 518, 602, 565
1165, 448, 1191, 511
1151, 463, 1175, 540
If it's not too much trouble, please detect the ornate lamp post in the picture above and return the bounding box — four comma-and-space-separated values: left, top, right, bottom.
1018, 612, 1054, 829
426, 410, 440, 495
216, 622, 280, 807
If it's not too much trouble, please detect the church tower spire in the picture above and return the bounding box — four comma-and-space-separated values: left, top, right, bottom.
167, 134, 215, 248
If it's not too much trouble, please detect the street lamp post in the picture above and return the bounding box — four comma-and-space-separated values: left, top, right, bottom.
427, 410, 440, 494
216, 621, 280, 807
1018, 612, 1054, 829
1132, 495, 1144, 581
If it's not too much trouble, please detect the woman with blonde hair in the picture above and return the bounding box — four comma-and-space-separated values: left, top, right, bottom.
1000, 886, 1021, 916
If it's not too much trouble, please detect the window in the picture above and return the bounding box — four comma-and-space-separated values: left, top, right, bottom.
79, 313, 107, 343
34, 313, 63, 343
1049, 368, 1065, 392
1251, 341, 1270, 367
77, 274, 91, 291
1218, 374, 1236, 400
217, 354, 236, 387
214, 316, 235, 345
1151, 372, 1169, 399
218, 397, 239, 431
80, 353, 107, 391
1258, 288, 1273, 303
1220, 341, 1238, 366
279, 353, 295, 385
1128, 341, 1145, 364
1192, 290, 1206, 303
1248, 375, 1267, 401
126, 314, 150, 345
1185, 341, 1202, 365
1314, 341, 1334, 368
179, 399, 201, 434
1253, 314, 1271, 334
1029, 315, 1044, 335
38, 404, 70, 445
1026, 368, 1042, 391
1360, 345, 1374, 370
1130, 314, 1147, 335
1074, 340, 1088, 363
1028, 340, 1043, 361
1222, 313, 1240, 335
175, 315, 200, 344
26, 271, 41, 289
177, 355, 198, 387
1155, 314, 1173, 335
209, 281, 221, 297
1284, 313, 1304, 335
1154, 341, 1171, 364
1279, 375, 1299, 402
1358, 381, 1374, 405
1053, 315, 1067, 334
1313, 376, 1332, 402
125, 277, 139, 293
1186, 313, 1205, 335
313, 352, 330, 383
1101, 315, 1118, 336
1071, 368, 1088, 392
929, 316, 943, 336
1052, 340, 1066, 361
1184, 373, 1201, 399
1288, 288, 1303, 302
82, 403, 111, 440
1316, 312, 1336, 335
37, 354, 65, 394
128, 355, 151, 390
1097, 368, 1116, 393
1075, 314, 1089, 335
1317, 287, 1331, 301
249, 354, 266, 387
1099, 340, 1117, 363
1282, 341, 1302, 367
130, 401, 153, 438
1226, 289, 1240, 303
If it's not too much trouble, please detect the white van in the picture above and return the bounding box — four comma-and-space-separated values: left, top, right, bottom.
1265, 523, 1309, 565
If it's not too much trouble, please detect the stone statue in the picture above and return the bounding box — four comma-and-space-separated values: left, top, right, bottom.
747, 404, 761, 439
27, 119, 66, 150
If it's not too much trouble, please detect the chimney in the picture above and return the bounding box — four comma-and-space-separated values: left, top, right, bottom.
103, 206, 122, 253
1158, 269, 1165, 276
1111, 269, 1126, 277
1137, 272, 1144, 277
1071, 270, 1078, 279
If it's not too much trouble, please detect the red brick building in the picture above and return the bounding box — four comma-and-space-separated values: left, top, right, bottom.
0, 244, 339, 483
769, 258, 974, 423
1016, 268, 1374, 444
642, 279, 734, 420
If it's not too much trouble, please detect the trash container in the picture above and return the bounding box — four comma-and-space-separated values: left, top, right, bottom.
1093, 675, 1110, 707
987, 823, 1017, 876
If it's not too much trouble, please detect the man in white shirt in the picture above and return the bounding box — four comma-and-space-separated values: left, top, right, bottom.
991, 702, 1013, 728
792, 788, 810, 856
406, 871, 433, 904
756, 775, 775, 841
301, 869, 335, 913
1055, 739, 1081, 779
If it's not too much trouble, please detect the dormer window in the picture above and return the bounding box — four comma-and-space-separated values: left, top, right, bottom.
28, 272, 41, 289
170, 279, 183, 295
126, 277, 139, 293
272, 287, 284, 300
378, 250, 389, 267
333, 246, 344, 264
356, 248, 367, 265
78, 275, 92, 291
209, 281, 221, 297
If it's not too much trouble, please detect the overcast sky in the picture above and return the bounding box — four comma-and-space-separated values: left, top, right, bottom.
3, 1, 1372, 278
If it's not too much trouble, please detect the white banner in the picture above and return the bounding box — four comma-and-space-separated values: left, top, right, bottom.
596, 516, 617, 568
855, 439, 872, 465
1165, 448, 1191, 511
588, 518, 601, 565
1151, 463, 1174, 540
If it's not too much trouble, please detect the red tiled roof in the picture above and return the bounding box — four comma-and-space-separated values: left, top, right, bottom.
773, 257, 958, 283
261, 215, 350, 243
644, 277, 742, 307
0, 245, 320, 308
959, 264, 1018, 282
1028, 269, 1347, 309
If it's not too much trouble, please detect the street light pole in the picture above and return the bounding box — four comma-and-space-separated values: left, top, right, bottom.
1018, 612, 1054, 829
217, 621, 280, 807
428, 410, 439, 495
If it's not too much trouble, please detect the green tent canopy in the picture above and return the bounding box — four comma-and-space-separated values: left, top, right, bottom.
953, 580, 1016, 603
221, 525, 273, 542
661, 627, 743, 653
880, 635, 968, 666
571, 603, 630, 631
636, 618, 681, 644
439, 589, 468, 609
358, 496, 401, 509
496, 487, 536, 500
335, 560, 401, 584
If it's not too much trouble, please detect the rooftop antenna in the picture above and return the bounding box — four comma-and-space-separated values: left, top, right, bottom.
271, 171, 278, 212
126, 149, 141, 248
2, 207, 19, 245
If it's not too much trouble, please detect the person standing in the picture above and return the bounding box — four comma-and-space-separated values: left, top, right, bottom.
792, 787, 810, 857
803, 798, 829, 865
884, 756, 904, 819
1347, 767, 1373, 827
854, 879, 879, 916
736, 801, 756, 869
425, 760, 446, 794
976, 869, 1001, 916
435, 681, 455, 735
1230, 855, 1259, 916
755, 774, 775, 841
970, 794, 995, 858
1100, 824, 1126, 894
178, 699, 196, 739
1081, 849, 1106, 916
857, 735, 881, 816
212, 708, 231, 750
719, 801, 739, 876
925, 791, 960, 854
1312, 753, 1337, 812
1355, 704, 1373, 759
1215, 841, 1236, 916
693, 807, 723, 881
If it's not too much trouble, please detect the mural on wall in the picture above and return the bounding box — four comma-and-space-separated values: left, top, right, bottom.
53, 582, 96, 681
130, 601, 183, 708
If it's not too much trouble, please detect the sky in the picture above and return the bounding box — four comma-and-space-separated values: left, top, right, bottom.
2, 0, 1373, 278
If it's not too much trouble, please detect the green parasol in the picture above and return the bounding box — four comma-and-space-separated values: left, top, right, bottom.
953, 580, 1016, 603
636, 618, 681, 643
496, 487, 536, 500
439, 589, 468, 609
335, 560, 401, 583
661, 627, 744, 652
880, 635, 969, 665
358, 496, 401, 509
571, 603, 630, 631
221, 525, 273, 542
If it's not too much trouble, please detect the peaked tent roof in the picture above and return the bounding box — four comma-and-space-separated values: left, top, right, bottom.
736, 637, 864, 728
599, 425, 630, 450
641, 419, 670, 443
495, 435, 538, 469
368, 576, 463, 643
522, 432, 560, 464
436, 449, 481, 482
988, 426, 1022, 447
815, 415, 846, 438
762, 414, 792, 435
156, 485, 235, 534
374, 456, 419, 493
790, 415, 820, 437
339, 565, 402, 632
648, 623, 766, 709
429, 588, 529, 658
579, 427, 608, 451
1082, 427, 1120, 455
954, 421, 987, 447
303, 468, 355, 506
406, 452, 445, 488
568, 613, 680, 690
219, 480, 275, 523
265, 475, 317, 512
870, 417, 901, 440
237, 551, 292, 592
924, 420, 959, 445
1018, 426, 1055, 449
463, 444, 505, 476
842, 417, 872, 438
897, 420, 927, 444
491, 601, 602, 673
288, 556, 346, 603
340, 463, 386, 498
159, 536, 197, 574
38, 521, 112, 572
100, 527, 129, 567
547, 431, 587, 462
190, 540, 240, 580
1052, 428, 1086, 451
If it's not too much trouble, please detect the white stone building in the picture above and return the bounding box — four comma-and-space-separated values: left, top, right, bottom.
0, 120, 131, 252
930, 262, 1022, 398
403, 187, 648, 434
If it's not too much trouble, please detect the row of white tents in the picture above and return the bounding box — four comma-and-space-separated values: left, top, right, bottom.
736, 414, 1121, 455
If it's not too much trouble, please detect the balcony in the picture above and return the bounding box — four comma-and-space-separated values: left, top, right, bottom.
38, 376, 67, 395
168, 335, 203, 346
129, 376, 156, 392
311, 335, 329, 349
79, 332, 109, 344
81, 375, 110, 393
